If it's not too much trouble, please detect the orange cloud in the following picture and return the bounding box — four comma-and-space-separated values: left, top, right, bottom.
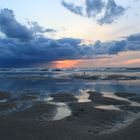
123, 58, 140, 65
52, 59, 82, 68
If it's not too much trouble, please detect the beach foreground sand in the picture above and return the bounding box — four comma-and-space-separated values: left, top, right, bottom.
0, 91, 140, 140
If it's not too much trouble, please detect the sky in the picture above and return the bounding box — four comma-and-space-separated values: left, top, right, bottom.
0, 0, 140, 68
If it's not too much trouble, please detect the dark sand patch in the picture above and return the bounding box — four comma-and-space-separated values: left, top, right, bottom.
70, 74, 138, 81
128, 97, 140, 103
20, 94, 38, 101
120, 105, 140, 113
115, 92, 140, 103
70, 74, 100, 80
0, 102, 17, 112
105, 75, 137, 80
69, 102, 125, 122
115, 92, 137, 98
88, 91, 130, 105
1, 114, 140, 140
12, 102, 57, 122
66, 101, 130, 136
0, 91, 10, 100
51, 93, 77, 102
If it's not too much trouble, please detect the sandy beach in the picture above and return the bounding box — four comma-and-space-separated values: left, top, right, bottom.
0, 69, 140, 140
0, 89, 140, 140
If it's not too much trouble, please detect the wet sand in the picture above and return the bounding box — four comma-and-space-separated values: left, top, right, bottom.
0, 91, 140, 140
0, 91, 10, 100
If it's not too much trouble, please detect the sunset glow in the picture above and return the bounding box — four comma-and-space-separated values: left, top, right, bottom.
52, 60, 82, 68
123, 59, 140, 65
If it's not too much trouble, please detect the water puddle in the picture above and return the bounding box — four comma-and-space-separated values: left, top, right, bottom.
0, 99, 7, 103
76, 89, 91, 103
102, 92, 129, 102
95, 105, 120, 111
42, 96, 54, 102
53, 104, 71, 121
48, 102, 72, 121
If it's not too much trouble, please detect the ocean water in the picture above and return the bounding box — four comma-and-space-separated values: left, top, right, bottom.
0, 68, 140, 97
0, 68, 140, 118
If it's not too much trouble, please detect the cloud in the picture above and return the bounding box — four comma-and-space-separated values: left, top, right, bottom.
86, 0, 105, 17
45, 29, 57, 33
28, 21, 57, 34
0, 32, 140, 67
0, 9, 33, 41
0, 37, 86, 67
28, 21, 45, 34
0, 8, 139, 67
61, 0, 83, 16
0, 9, 57, 41
61, 0, 126, 24
90, 33, 140, 54
0, 37, 83, 60
127, 33, 140, 41
98, 0, 126, 24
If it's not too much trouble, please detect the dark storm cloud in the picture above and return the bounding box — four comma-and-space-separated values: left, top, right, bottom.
127, 33, 140, 41
1, 32, 140, 67
89, 33, 140, 54
0, 9, 57, 41
0, 37, 84, 62
0, 9, 33, 41
61, 0, 126, 24
61, 0, 83, 16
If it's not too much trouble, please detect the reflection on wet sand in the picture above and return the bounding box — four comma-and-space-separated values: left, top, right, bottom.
95, 105, 120, 111
51, 103, 72, 121
0, 99, 7, 103
76, 89, 91, 103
